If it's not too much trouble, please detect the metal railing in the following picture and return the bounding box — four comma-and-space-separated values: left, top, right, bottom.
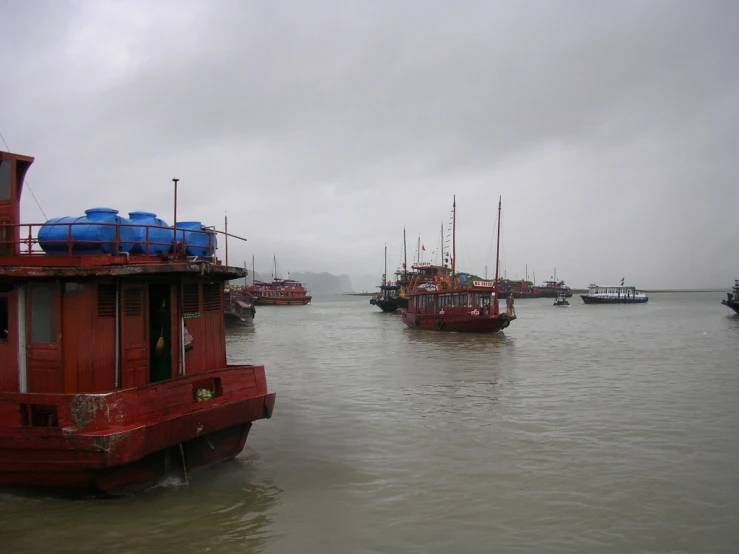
0, 221, 217, 258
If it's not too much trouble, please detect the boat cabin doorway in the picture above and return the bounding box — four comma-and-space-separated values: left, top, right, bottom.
149, 284, 172, 383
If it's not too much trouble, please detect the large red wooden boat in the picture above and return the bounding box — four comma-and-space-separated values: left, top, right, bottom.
246, 256, 312, 306
497, 278, 572, 299
401, 197, 515, 333
0, 150, 275, 495
247, 279, 312, 305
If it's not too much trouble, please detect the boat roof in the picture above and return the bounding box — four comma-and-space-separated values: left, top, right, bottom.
0, 260, 244, 280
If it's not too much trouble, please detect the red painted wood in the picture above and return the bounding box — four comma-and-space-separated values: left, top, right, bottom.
26, 284, 64, 393
120, 284, 149, 388
0, 290, 18, 392
0, 149, 275, 495
0, 366, 275, 494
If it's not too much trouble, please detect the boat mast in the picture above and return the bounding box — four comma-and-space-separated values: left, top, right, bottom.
273, 255, 277, 279
440, 222, 444, 266
224, 213, 229, 266
252, 254, 255, 285
403, 227, 407, 280
452, 196, 456, 281
172, 178, 179, 253
244, 260, 247, 287
494, 196, 501, 314
383, 242, 387, 286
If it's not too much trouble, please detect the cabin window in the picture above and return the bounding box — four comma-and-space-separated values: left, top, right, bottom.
97, 283, 116, 317
203, 283, 221, 312
0, 296, 8, 342
0, 160, 11, 201
64, 282, 85, 293
31, 286, 56, 343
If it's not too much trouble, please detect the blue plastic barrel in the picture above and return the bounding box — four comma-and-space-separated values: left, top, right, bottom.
174, 222, 217, 257
127, 211, 174, 255
38, 208, 135, 255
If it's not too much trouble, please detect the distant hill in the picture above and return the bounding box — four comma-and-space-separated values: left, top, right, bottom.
232, 271, 356, 294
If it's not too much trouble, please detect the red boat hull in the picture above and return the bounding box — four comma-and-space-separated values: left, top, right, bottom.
401, 311, 514, 333
0, 366, 275, 495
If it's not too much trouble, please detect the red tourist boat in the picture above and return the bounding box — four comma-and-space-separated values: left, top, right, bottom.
497, 277, 572, 299
0, 150, 275, 495
248, 279, 312, 305
247, 257, 312, 306
401, 197, 516, 333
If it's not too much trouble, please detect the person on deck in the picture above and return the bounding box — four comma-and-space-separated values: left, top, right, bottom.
506, 293, 515, 316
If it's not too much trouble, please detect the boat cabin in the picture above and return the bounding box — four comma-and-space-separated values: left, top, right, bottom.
0, 151, 236, 396
585, 285, 648, 301
406, 263, 499, 316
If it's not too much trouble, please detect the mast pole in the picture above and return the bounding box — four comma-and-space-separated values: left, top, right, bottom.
224, 213, 229, 266
417, 236, 421, 264
244, 260, 247, 287
403, 227, 407, 280
440, 222, 444, 266
252, 255, 255, 285
494, 196, 502, 314
172, 178, 179, 253
383, 242, 387, 286
452, 196, 456, 281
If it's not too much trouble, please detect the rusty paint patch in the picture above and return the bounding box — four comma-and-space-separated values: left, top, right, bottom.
69, 395, 110, 431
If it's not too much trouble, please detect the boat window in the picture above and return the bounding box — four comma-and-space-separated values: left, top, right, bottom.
0, 160, 11, 200
0, 296, 8, 342
31, 286, 56, 343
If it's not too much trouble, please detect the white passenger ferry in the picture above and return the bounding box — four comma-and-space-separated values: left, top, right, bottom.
581, 284, 648, 304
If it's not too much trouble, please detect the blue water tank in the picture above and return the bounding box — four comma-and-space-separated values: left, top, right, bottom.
38, 208, 135, 255
174, 222, 217, 257
127, 211, 174, 255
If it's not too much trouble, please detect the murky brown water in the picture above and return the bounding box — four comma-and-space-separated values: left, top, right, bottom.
1, 292, 738, 553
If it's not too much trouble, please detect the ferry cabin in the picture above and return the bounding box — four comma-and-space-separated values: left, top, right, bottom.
585, 285, 648, 301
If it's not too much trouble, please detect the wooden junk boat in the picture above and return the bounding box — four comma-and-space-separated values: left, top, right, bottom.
721, 279, 739, 314
0, 150, 275, 495
370, 239, 411, 313
224, 285, 256, 325
401, 197, 515, 333
248, 278, 312, 305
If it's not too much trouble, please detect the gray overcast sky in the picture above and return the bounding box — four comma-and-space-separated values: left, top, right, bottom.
2, 0, 737, 289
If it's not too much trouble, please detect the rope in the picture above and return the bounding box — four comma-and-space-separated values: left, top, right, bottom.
0, 131, 48, 219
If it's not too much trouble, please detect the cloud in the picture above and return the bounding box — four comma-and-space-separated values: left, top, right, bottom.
2, 0, 737, 288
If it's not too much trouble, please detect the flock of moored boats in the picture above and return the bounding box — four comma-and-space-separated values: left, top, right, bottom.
0, 149, 735, 497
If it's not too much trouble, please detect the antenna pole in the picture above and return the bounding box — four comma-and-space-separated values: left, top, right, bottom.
172, 178, 179, 253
